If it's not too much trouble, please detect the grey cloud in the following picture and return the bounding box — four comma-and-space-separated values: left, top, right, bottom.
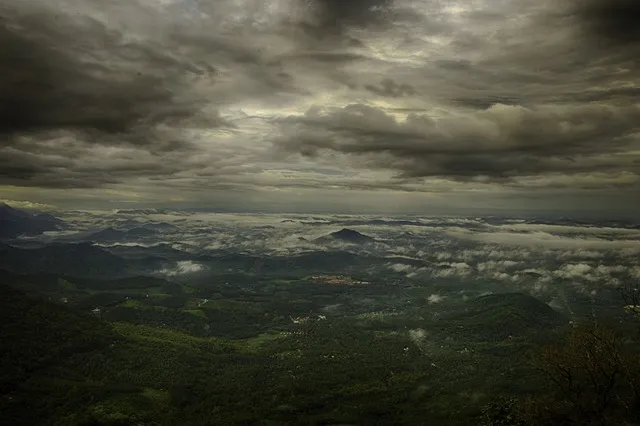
0, 2, 284, 189
275, 102, 640, 185
277, 0, 428, 72
0, 134, 202, 189
3, 0, 640, 213
409, 2, 640, 112
0, 12, 218, 145
364, 78, 417, 98
453, 96, 523, 110
301, 0, 395, 33
573, 0, 640, 46
288, 52, 367, 63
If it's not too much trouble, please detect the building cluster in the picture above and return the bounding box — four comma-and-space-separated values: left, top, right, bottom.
310, 275, 370, 286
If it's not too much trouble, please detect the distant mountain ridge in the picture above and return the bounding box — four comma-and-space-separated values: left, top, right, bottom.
115, 209, 191, 216
126, 227, 156, 237
0, 242, 164, 278
87, 228, 126, 241
85, 226, 157, 242
0, 204, 64, 239
0, 269, 174, 295
143, 222, 177, 231
115, 209, 166, 215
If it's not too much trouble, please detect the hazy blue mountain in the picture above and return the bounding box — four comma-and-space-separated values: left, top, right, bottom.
104, 243, 194, 261
0, 269, 172, 294
86, 228, 127, 241
0, 204, 64, 239
143, 222, 177, 231
115, 209, 164, 215
0, 242, 134, 278
33, 213, 64, 223
125, 227, 156, 237
85, 226, 157, 242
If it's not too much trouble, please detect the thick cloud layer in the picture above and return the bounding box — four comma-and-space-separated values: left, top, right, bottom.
302, 0, 394, 31
574, 0, 640, 46
275, 102, 640, 183
0, 6, 219, 142
1, 0, 639, 213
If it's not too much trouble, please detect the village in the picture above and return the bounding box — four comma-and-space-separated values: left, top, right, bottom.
309, 275, 371, 286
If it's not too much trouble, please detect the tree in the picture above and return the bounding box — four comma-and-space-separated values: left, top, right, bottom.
480, 397, 527, 426
618, 281, 640, 321
534, 325, 637, 425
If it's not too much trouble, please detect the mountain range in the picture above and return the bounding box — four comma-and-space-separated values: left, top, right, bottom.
86, 227, 156, 242
0, 242, 165, 278
0, 204, 64, 239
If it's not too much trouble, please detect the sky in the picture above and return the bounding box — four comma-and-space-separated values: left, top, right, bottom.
1, 0, 639, 215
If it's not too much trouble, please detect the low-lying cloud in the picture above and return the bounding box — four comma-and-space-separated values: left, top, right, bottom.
160, 260, 205, 276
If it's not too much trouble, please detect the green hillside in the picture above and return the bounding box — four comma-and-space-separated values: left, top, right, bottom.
0, 284, 114, 394
0, 281, 564, 425
442, 293, 567, 341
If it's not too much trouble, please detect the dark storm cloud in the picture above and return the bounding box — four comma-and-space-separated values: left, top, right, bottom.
0, 12, 221, 147
275, 103, 640, 185
2, 0, 640, 209
452, 96, 523, 110
263, 0, 640, 193
365, 78, 417, 98
301, 0, 394, 32
0, 137, 194, 189
409, 1, 640, 111
573, 0, 640, 45
0, 2, 258, 190
285, 0, 425, 70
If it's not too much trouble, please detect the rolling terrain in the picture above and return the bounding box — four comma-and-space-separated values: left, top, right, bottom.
0, 206, 637, 425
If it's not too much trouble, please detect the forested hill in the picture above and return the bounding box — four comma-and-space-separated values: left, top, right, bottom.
0, 274, 579, 425
0, 284, 114, 394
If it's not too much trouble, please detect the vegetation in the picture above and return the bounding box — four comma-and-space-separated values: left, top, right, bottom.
482, 302, 640, 425
2, 268, 639, 425
0, 284, 114, 394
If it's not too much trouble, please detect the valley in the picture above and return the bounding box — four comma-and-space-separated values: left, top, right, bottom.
1, 205, 638, 425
